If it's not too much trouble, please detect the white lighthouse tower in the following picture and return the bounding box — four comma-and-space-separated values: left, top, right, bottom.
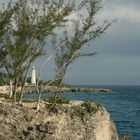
31, 65, 36, 85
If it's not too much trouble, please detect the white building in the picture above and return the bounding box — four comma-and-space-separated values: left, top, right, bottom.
31, 66, 36, 85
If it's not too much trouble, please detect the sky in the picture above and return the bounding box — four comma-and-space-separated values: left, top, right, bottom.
65, 0, 140, 86
0, 0, 140, 86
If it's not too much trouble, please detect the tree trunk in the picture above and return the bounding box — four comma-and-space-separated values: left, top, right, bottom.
52, 80, 63, 106
36, 79, 42, 111
9, 79, 13, 98
12, 77, 18, 107
19, 65, 30, 105
18, 85, 24, 105
36, 92, 42, 111
53, 87, 59, 106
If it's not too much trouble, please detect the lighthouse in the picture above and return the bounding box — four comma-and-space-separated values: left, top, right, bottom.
31, 65, 36, 85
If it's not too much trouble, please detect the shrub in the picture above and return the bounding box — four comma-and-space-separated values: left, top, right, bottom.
47, 96, 70, 104
81, 100, 99, 113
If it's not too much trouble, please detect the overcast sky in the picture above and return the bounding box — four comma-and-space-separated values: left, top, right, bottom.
1, 0, 140, 86
65, 0, 140, 86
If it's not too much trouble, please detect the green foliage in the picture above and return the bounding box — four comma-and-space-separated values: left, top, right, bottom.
81, 100, 99, 113
0, 0, 113, 107
70, 101, 100, 120
47, 96, 70, 104
70, 101, 101, 123
45, 0, 113, 107
54, 0, 112, 87
47, 80, 69, 87
0, 72, 8, 85
0, 0, 74, 106
49, 79, 62, 87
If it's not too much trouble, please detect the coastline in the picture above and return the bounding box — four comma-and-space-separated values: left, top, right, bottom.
0, 87, 133, 140
0, 85, 112, 94
24, 85, 112, 93
0, 100, 119, 140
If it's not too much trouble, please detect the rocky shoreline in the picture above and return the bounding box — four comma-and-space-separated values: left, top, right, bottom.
0, 85, 112, 95
0, 100, 119, 140
24, 86, 112, 93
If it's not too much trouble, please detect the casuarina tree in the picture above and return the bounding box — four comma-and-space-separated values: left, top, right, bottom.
0, 0, 74, 106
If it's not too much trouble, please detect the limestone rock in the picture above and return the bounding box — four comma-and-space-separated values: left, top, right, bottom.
37, 122, 57, 134
0, 101, 119, 140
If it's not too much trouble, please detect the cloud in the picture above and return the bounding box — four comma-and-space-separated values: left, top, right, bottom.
1, 0, 140, 85
98, 0, 140, 24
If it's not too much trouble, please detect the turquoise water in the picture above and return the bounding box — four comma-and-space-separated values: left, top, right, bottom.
23, 86, 140, 140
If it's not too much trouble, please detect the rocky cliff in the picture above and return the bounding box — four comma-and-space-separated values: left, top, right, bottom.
0, 101, 119, 140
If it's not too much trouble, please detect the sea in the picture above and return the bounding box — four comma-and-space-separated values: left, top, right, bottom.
23, 86, 140, 140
